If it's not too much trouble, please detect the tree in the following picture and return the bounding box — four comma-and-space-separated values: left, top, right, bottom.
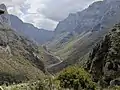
56, 66, 96, 90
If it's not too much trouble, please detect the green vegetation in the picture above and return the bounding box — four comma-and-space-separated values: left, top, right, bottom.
54, 36, 77, 60
2, 77, 59, 90
110, 86, 120, 90
0, 66, 96, 90
38, 45, 60, 66
0, 28, 46, 85
2, 66, 120, 90
56, 66, 96, 90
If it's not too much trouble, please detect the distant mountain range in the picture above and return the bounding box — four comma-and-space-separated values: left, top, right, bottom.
9, 0, 120, 45
47, 0, 120, 51
55, 0, 120, 34
10, 15, 54, 44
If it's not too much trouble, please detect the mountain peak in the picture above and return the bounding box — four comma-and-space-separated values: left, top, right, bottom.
0, 4, 11, 29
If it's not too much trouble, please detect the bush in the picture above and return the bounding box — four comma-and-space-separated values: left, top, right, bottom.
56, 66, 96, 90
110, 86, 120, 90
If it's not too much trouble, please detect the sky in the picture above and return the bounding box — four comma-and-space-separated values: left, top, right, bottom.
0, 0, 101, 30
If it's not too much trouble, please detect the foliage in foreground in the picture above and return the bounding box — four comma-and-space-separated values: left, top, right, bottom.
3, 66, 120, 90
56, 66, 96, 90
2, 66, 97, 90
2, 77, 61, 90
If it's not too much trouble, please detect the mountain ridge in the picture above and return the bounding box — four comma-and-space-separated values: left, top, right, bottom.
10, 14, 54, 44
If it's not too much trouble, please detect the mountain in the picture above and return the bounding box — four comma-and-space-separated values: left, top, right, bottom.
47, 0, 120, 73
10, 15, 54, 44
48, 0, 120, 51
55, 0, 120, 34
86, 23, 120, 87
0, 4, 48, 85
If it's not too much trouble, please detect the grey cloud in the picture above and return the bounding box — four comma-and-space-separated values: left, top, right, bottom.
38, 0, 101, 21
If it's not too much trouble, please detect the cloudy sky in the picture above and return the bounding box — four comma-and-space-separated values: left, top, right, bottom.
0, 0, 100, 30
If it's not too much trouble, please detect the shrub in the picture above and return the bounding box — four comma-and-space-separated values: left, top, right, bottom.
110, 86, 120, 90
56, 66, 96, 90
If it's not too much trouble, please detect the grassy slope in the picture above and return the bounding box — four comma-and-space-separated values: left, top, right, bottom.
54, 31, 90, 60
38, 46, 61, 67
0, 28, 46, 84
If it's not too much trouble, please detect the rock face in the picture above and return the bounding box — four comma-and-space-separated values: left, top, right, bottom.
55, 0, 120, 34
0, 4, 11, 29
86, 23, 120, 87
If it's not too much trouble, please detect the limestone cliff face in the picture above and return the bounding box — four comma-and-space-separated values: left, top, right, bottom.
86, 23, 120, 87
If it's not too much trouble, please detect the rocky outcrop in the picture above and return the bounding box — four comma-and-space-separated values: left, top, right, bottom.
0, 4, 11, 29
86, 23, 120, 87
